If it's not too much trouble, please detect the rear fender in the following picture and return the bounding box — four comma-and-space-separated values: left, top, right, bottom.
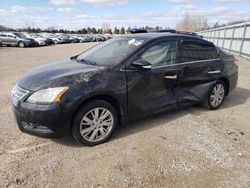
174, 81, 216, 103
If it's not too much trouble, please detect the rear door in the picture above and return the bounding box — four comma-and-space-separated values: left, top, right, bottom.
174, 39, 223, 105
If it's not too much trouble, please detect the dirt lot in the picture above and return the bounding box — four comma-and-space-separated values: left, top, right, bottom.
0, 43, 250, 188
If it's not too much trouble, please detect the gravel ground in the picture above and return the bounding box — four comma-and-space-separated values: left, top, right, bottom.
0, 43, 250, 188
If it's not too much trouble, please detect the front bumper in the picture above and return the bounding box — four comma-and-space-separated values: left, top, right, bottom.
24, 41, 37, 47
37, 41, 47, 46
12, 101, 73, 138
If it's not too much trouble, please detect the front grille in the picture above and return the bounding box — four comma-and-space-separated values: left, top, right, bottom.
11, 85, 30, 106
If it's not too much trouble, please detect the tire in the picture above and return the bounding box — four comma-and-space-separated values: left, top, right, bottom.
72, 100, 118, 146
203, 80, 226, 110
18, 41, 25, 48
0, 42, 2, 47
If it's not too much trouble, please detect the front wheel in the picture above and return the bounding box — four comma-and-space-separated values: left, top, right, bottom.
204, 80, 226, 110
18, 41, 25, 48
72, 100, 117, 146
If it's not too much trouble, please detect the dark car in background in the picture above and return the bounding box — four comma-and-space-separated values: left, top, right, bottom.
0, 32, 37, 47
11, 33, 238, 146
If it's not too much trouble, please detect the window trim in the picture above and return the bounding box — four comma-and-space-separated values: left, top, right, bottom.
152, 58, 221, 69
121, 58, 221, 72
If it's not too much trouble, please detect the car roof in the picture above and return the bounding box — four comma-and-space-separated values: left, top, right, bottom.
120, 32, 210, 44
122, 32, 203, 40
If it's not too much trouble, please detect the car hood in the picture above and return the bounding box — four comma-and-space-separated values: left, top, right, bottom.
23, 37, 34, 41
17, 59, 104, 91
35, 37, 46, 41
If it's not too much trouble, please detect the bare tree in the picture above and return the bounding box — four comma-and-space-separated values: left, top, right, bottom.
102, 22, 111, 34
176, 14, 209, 32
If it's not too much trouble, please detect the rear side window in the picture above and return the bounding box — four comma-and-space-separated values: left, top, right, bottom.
179, 40, 217, 63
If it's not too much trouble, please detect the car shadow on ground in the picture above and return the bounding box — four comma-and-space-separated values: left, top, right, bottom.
52, 109, 189, 147
220, 87, 250, 109
52, 86, 250, 147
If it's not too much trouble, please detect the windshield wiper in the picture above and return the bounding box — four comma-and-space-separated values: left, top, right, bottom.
70, 55, 78, 60
76, 58, 96, 65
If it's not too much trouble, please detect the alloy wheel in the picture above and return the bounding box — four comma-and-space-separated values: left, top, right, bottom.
19, 42, 24, 48
80, 107, 114, 142
210, 83, 225, 108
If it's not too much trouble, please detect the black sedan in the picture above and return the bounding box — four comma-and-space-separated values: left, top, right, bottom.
11, 33, 238, 146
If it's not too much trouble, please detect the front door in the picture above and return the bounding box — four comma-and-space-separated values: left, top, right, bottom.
125, 39, 182, 119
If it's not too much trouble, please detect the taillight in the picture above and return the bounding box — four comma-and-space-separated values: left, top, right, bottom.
234, 59, 240, 67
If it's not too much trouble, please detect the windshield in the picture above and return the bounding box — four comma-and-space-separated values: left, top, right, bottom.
13, 32, 27, 39
76, 37, 148, 67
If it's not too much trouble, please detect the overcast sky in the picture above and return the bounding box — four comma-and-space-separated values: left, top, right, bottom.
0, 0, 250, 30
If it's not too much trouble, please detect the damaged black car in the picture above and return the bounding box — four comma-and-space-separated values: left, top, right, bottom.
11, 33, 238, 146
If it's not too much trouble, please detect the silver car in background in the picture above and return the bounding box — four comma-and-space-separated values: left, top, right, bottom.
0, 32, 37, 47
23, 33, 48, 46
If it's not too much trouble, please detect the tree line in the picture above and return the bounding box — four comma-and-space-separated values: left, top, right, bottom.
0, 24, 170, 34
0, 25, 129, 34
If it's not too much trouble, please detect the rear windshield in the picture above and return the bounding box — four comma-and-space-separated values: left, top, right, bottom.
216, 47, 232, 58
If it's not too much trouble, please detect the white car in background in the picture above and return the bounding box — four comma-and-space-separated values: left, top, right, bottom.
23, 33, 48, 46
41, 33, 64, 44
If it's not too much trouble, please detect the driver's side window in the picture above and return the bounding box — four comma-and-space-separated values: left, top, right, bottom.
141, 40, 177, 67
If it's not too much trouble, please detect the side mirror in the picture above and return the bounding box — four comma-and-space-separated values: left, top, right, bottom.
132, 59, 152, 71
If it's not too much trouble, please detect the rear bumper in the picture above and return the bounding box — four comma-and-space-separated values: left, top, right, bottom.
228, 72, 238, 94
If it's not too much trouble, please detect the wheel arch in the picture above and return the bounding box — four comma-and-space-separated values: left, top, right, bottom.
219, 77, 229, 96
70, 95, 123, 129
17, 40, 24, 47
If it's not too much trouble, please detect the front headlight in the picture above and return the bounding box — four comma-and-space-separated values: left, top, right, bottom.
26, 87, 69, 104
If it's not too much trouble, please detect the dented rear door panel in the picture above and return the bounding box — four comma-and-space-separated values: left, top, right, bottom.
175, 59, 224, 104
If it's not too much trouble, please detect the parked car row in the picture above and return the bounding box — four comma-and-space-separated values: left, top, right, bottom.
0, 31, 112, 48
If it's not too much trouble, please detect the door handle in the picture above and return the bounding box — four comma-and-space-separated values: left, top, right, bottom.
208, 70, 221, 74
164, 75, 177, 79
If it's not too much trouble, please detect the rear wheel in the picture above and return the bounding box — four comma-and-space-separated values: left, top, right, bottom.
72, 100, 117, 146
204, 80, 226, 110
18, 41, 25, 48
